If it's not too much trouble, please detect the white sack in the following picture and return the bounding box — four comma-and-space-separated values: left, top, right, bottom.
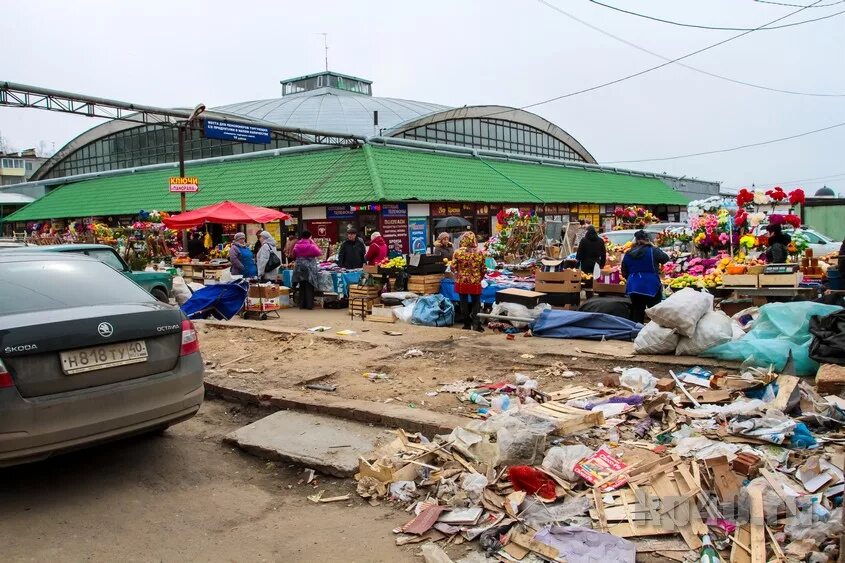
675, 310, 733, 356
645, 287, 713, 337
633, 321, 679, 354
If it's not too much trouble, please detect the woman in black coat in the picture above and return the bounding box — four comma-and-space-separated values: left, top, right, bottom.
576, 226, 607, 275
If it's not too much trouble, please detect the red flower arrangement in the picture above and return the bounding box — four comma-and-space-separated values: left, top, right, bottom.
766, 186, 787, 202
736, 188, 753, 207
788, 188, 805, 206
734, 209, 748, 227
784, 214, 801, 228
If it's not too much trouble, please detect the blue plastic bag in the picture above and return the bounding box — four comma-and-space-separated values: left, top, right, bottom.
411, 294, 455, 327
701, 302, 842, 376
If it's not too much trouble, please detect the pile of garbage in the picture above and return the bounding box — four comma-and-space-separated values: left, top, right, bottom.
354, 363, 845, 562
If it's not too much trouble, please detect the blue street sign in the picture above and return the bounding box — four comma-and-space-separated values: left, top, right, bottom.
204, 119, 271, 144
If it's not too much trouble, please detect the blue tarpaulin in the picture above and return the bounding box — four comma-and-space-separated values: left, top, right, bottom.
440, 277, 532, 305
181, 279, 249, 320
532, 309, 643, 341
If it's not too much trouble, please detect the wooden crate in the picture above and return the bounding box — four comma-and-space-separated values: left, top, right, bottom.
591, 281, 626, 295
366, 305, 396, 323
722, 273, 759, 288
408, 274, 444, 295
495, 288, 546, 308
759, 272, 801, 287
535, 269, 581, 294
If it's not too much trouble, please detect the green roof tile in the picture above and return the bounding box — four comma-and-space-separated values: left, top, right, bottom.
7, 144, 688, 222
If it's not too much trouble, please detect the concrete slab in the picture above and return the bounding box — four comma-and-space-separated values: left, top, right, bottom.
224, 410, 392, 478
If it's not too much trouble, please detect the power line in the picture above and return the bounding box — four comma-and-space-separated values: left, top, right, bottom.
600, 120, 845, 164
535, 0, 845, 98
587, 0, 845, 31
723, 170, 845, 190
507, 0, 827, 114
753, 0, 845, 8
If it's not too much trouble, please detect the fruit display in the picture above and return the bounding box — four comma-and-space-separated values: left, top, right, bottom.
378, 256, 407, 269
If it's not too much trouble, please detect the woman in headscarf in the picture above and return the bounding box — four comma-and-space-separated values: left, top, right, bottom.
228, 232, 257, 278
621, 230, 670, 324
433, 232, 454, 260
764, 224, 791, 264
452, 231, 487, 331
291, 230, 322, 309
256, 230, 281, 281
365, 231, 388, 266
575, 225, 606, 276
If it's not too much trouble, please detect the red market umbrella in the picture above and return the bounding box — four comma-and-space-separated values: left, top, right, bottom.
162, 201, 291, 229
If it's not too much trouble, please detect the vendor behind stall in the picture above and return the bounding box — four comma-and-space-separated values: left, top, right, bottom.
366, 231, 388, 266
575, 225, 606, 276
229, 232, 257, 278
621, 230, 670, 324
337, 228, 366, 269
764, 224, 791, 264
433, 232, 454, 260
187, 232, 205, 260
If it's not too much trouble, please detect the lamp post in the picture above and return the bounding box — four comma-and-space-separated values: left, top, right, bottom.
178, 103, 206, 248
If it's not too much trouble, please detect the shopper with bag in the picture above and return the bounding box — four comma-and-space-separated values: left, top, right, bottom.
228, 232, 257, 278
452, 231, 487, 332
292, 230, 323, 310
621, 230, 670, 324
256, 230, 281, 281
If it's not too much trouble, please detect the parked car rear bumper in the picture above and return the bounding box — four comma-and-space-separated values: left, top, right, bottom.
0, 352, 204, 466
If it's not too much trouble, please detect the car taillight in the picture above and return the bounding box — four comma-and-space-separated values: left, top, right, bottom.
0, 359, 13, 389
180, 319, 200, 356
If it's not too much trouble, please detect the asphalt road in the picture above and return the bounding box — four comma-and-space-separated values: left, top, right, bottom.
0, 401, 414, 563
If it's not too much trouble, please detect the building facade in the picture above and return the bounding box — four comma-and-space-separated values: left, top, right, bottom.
0, 149, 48, 186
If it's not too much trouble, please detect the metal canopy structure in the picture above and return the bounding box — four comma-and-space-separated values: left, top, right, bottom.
0, 81, 365, 146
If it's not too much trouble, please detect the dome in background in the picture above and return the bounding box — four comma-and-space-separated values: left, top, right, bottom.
213, 71, 451, 137
814, 185, 836, 197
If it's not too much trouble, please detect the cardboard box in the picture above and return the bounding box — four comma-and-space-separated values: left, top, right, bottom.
591, 282, 626, 295
817, 363, 845, 395
535, 268, 581, 294
495, 288, 546, 308
249, 283, 280, 298
363, 264, 380, 274
246, 297, 280, 311
722, 274, 759, 288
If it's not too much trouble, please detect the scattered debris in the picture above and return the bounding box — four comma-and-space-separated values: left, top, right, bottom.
305, 383, 337, 392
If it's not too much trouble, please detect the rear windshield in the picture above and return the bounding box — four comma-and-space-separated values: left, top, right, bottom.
0, 259, 153, 315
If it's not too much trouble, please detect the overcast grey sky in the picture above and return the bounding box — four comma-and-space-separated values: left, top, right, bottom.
2, 0, 843, 193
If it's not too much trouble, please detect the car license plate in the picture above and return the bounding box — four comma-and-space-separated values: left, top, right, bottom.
60, 341, 148, 375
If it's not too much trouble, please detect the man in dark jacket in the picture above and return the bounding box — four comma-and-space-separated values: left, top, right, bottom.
576, 226, 606, 276
337, 228, 366, 269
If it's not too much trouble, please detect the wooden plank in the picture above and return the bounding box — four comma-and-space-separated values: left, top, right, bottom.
652, 472, 701, 550
759, 468, 797, 516
772, 374, 800, 412
731, 525, 752, 563
510, 531, 562, 562
749, 486, 766, 563
593, 487, 609, 533
608, 521, 676, 538
503, 541, 529, 560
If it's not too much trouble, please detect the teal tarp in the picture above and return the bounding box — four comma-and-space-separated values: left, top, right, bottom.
701, 301, 842, 376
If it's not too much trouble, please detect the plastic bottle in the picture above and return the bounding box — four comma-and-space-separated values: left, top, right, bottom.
468, 392, 491, 407
491, 394, 510, 413
699, 534, 719, 563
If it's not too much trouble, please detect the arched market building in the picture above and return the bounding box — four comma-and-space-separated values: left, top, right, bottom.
3, 71, 718, 248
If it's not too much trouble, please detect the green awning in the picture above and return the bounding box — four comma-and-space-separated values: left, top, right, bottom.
7, 144, 688, 222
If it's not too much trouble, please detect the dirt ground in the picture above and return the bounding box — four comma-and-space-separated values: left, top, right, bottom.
0, 400, 435, 563
198, 308, 719, 415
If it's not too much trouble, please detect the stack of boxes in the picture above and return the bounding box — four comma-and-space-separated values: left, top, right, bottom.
247, 283, 282, 312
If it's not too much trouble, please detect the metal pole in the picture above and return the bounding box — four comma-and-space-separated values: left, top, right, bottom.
178, 124, 187, 249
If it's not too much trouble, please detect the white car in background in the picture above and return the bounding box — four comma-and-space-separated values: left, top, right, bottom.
753, 226, 841, 256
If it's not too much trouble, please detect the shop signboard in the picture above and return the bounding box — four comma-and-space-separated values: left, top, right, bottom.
431, 204, 448, 217
305, 220, 338, 241
169, 176, 199, 192
381, 214, 409, 254
408, 218, 428, 255
381, 203, 407, 217
326, 205, 356, 220
203, 119, 271, 144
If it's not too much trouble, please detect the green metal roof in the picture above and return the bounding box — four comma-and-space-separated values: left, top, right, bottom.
6, 144, 688, 222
